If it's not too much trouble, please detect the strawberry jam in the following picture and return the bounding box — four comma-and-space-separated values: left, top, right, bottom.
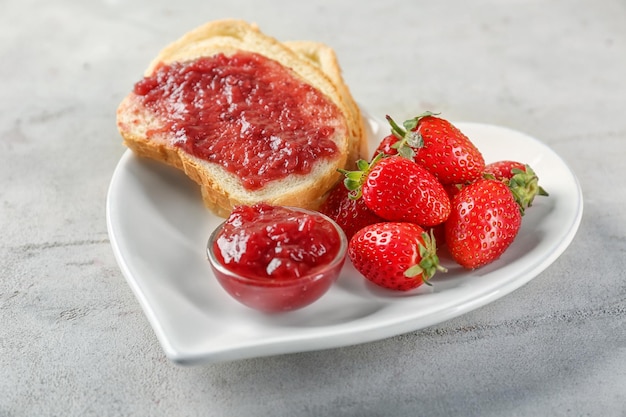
208, 204, 347, 312
133, 52, 342, 190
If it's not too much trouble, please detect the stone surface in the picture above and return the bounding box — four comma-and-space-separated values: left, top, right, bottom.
1, 0, 625, 416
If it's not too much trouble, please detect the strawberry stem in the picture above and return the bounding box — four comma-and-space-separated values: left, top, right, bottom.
386, 114, 407, 139
507, 164, 549, 215
404, 229, 447, 286
337, 152, 386, 200
385, 112, 442, 160
385, 115, 424, 159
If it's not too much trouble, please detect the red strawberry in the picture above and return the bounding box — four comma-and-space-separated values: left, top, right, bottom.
349, 222, 446, 291
372, 134, 397, 159
384, 112, 485, 185
445, 178, 522, 269
339, 154, 451, 227
443, 183, 464, 200
319, 181, 386, 241
484, 160, 549, 214
484, 160, 526, 180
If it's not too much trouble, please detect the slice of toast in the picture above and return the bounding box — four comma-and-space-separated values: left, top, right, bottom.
117, 19, 364, 217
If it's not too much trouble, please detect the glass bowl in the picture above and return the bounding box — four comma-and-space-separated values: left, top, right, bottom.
206, 206, 348, 313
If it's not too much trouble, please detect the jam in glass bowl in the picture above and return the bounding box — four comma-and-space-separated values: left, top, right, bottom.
207, 203, 348, 313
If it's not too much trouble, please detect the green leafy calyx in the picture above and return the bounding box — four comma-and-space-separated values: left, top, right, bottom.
403, 229, 448, 285
385, 111, 440, 160
337, 153, 385, 200
507, 165, 549, 215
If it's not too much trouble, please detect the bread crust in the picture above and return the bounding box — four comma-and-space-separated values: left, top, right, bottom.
116, 19, 364, 217
284, 40, 367, 166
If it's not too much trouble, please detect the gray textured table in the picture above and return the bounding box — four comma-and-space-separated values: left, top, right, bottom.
2, 1, 625, 416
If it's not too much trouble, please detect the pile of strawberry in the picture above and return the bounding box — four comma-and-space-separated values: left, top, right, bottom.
320, 111, 548, 291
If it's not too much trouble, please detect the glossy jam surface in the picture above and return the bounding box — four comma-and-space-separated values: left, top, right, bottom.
133, 52, 341, 190
208, 204, 347, 312
214, 204, 341, 280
